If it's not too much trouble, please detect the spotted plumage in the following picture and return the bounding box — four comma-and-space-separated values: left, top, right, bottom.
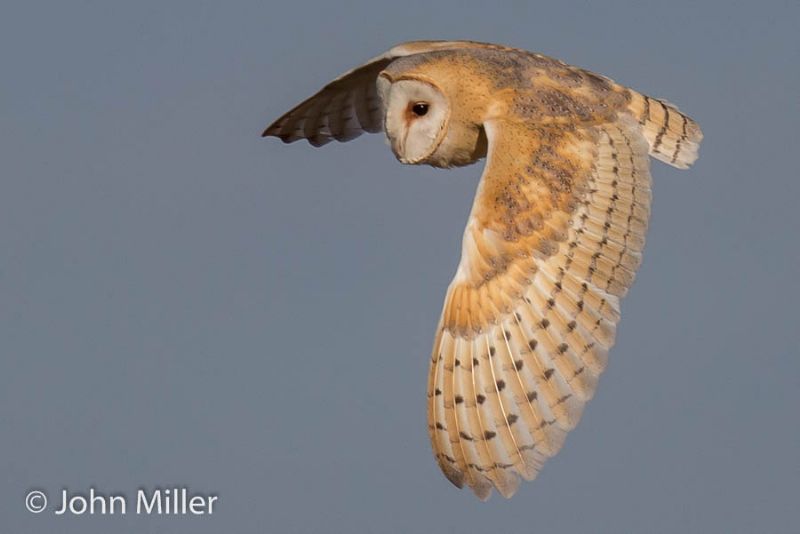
263, 40, 703, 500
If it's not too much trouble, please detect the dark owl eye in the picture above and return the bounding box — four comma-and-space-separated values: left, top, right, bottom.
411, 102, 429, 116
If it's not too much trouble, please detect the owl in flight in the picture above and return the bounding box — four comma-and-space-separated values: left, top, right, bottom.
263, 40, 702, 500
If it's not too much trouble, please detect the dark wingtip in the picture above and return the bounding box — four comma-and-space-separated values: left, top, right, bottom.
262, 118, 283, 138
262, 131, 302, 144
261, 124, 276, 138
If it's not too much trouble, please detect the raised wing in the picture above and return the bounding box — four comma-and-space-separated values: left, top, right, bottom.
261, 40, 514, 146
427, 116, 652, 499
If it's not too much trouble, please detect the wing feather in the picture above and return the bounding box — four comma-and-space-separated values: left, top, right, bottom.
426, 116, 653, 499
262, 40, 523, 145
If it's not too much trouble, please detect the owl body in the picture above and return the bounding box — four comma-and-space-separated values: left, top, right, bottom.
263, 40, 702, 500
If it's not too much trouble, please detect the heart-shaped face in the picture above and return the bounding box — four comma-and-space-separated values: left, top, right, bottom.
378, 76, 450, 164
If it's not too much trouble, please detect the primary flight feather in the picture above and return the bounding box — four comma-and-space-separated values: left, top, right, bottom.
263, 40, 703, 500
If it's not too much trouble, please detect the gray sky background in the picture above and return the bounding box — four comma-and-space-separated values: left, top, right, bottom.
1, 1, 798, 533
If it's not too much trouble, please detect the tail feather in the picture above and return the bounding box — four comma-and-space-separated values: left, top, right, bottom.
627, 91, 703, 169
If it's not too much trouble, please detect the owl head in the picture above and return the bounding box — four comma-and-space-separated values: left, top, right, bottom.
376, 57, 489, 167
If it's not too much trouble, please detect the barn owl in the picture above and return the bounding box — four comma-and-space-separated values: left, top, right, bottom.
263, 40, 702, 500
